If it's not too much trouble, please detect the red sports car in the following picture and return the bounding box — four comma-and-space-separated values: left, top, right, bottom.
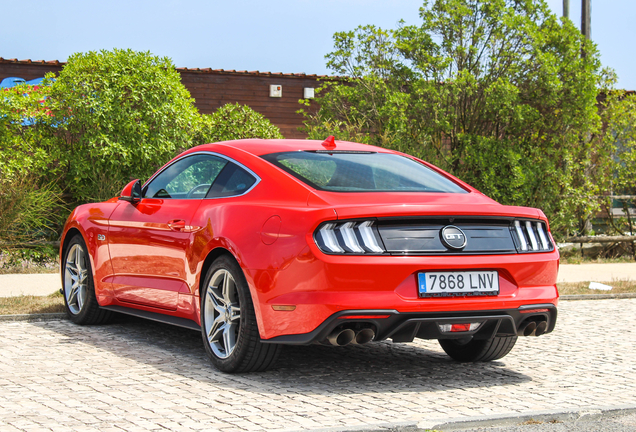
60, 137, 559, 372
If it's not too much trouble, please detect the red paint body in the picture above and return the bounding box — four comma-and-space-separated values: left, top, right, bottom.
60, 139, 559, 340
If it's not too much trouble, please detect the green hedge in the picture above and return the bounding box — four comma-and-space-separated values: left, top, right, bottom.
0, 49, 284, 244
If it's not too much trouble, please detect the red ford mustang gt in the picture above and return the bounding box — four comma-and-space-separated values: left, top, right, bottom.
60, 137, 559, 372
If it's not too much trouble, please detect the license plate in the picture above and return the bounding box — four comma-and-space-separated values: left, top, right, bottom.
418, 271, 499, 297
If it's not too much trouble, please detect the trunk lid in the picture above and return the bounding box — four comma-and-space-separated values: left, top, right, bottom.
308, 190, 543, 220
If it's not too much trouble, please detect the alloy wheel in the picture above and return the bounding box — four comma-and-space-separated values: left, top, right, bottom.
64, 243, 88, 315
204, 269, 241, 359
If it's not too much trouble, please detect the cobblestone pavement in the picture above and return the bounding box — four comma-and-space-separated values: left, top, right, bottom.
1, 299, 635, 432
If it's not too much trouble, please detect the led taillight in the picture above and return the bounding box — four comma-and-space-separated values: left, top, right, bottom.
315, 220, 385, 254
514, 220, 528, 251
358, 221, 384, 253
318, 223, 344, 253
525, 221, 539, 250
513, 220, 553, 253
537, 224, 549, 250
339, 222, 364, 253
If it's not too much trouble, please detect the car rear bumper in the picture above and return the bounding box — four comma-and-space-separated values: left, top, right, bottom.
250, 247, 559, 339
261, 303, 557, 345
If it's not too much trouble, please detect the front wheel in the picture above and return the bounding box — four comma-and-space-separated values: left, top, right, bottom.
200, 255, 281, 372
62, 234, 112, 325
439, 335, 517, 362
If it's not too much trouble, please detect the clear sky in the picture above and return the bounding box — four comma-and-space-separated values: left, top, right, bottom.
2, 0, 635, 89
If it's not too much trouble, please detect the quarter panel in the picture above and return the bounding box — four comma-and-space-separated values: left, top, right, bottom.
187, 183, 335, 337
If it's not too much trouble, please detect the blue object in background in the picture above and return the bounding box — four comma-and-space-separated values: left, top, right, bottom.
0, 76, 51, 125
0, 77, 27, 88
0, 76, 47, 89
26, 77, 45, 86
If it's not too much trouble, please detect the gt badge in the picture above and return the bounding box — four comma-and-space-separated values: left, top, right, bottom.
440, 225, 467, 250
97, 234, 106, 241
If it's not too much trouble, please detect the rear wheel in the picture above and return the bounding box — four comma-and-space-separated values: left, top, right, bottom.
62, 234, 112, 325
200, 255, 281, 372
439, 335, 517, 362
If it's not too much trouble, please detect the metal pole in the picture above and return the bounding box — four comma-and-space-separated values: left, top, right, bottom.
563, 0, 569, 18
581, 0, 591, 39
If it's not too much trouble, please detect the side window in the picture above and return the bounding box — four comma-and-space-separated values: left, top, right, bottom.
207, 163, 257, 198
144, 154, 227, 199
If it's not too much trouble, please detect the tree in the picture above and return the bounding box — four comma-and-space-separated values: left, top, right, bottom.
194, 103, 284, 144
302, 0, 610, 237
595, 88, 636, 239
46, 49, 201, 202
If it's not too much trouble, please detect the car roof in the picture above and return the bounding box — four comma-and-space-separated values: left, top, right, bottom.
190, 139, 395, 157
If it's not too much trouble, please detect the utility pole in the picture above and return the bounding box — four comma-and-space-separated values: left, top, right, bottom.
581, 0, 591, 40
563, 0, 569, 19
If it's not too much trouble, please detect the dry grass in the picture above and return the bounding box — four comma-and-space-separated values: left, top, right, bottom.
559, 255, 635, 265
0, 291, 65, 315
0, 265, 58, 275
520, 419, 543, 425
557, 280, 636, 295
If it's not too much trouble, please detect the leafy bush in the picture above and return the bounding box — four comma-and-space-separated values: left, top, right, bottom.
301, 0, 611, 237
0, 83, 64, 248
194, 103, 284, 144
0, 83, 57, 180
594, 89, 636, 237
0, 245, 59, 272
0, 49, 286, 249
46, 49, 201, 203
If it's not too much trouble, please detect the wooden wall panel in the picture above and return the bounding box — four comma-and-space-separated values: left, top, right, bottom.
178, 71, 323, 138
0, 62, 63, 81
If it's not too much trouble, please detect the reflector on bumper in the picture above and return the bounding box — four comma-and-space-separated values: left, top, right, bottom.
438, 323, 481, 333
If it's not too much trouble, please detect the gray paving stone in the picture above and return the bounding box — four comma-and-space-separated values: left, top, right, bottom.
0, 299, 635, 431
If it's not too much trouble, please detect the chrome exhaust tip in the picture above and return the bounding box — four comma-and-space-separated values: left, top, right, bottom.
352, 328, 375, 345
327, 328, 355, 346
517, 321, 537, 337
534, 321, 548, 336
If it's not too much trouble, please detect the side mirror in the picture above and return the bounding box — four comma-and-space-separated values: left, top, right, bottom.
118, 179, 142, 203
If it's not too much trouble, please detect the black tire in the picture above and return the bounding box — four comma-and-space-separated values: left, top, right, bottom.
62, 234, 112, 325
439, 335, 517, 362
200, 255, 281, 373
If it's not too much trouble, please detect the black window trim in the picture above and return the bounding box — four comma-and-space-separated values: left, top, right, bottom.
142, 151, 261, 200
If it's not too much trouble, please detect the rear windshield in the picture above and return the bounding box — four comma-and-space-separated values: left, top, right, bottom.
261, 151, 467, 193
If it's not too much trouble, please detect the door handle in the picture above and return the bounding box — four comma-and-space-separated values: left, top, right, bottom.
167, 219, 186, 231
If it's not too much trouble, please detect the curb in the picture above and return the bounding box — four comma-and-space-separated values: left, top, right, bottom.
560, 292, 636, 300
0, 312, 66, 322
297, 405, 636, 431
420, 405, 636, 431
295, 421, 419, 432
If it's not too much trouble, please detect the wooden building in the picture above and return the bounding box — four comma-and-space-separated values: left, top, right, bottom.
0, 57, 331, 138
